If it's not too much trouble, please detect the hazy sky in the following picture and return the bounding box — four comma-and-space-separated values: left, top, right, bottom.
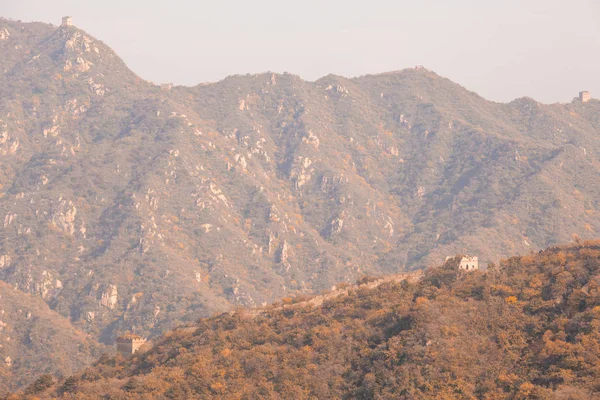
1, 0, 599, 103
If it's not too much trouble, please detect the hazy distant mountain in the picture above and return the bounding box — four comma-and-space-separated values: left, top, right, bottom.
1, 16, 600, 354
18, 243, 600, 399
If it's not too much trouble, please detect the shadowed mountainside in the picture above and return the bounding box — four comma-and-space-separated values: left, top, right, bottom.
0, 281, 105, 393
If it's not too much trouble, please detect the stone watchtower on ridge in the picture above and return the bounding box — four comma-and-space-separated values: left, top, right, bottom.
580, 91, 591, 103
61, 16, 73, 27
459, 256, 478, 271
116, 334, 146, 356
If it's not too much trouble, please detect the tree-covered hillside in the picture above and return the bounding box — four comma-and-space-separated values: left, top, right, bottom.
17, 243, 600, 399
0, 281, 105, 393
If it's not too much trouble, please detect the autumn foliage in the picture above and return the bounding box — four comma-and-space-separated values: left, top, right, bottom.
14, 243, 600, 399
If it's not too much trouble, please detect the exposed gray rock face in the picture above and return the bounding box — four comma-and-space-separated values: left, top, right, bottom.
99, 285, 118, 309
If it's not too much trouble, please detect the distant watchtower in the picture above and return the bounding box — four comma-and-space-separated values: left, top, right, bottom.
61, 16, 73, 27
580, 91, 591, 103
116, 334, 146, 356
459, 256, 479, 272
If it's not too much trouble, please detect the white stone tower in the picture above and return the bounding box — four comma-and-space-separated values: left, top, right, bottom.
61, 16, 73, 27
580, 91, 591, 103
459, 256, 479, 272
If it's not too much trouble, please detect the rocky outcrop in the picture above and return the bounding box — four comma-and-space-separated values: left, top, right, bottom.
99, 285, 118, 309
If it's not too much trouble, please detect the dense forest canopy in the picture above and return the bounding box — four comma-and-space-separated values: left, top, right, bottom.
11, 242, 600, 399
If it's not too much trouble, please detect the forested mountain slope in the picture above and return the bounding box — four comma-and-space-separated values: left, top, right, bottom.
0, 281, 105, 393
16, 243, 600, 399
1, 17, 600, 348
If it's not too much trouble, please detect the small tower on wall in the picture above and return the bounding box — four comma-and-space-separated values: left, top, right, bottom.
580, 91, 591, 103
459, 256, 479, 272
61, 16, 73, 27
116, 334, 146, 356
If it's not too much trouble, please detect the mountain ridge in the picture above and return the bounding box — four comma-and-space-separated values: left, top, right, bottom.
3, 16, 577, 106
1, 17, 600, 391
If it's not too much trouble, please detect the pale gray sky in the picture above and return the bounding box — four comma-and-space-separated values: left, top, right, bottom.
1, 0, 599, 103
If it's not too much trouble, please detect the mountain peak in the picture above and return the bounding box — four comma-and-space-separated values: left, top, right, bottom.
0, 18, 148, 100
